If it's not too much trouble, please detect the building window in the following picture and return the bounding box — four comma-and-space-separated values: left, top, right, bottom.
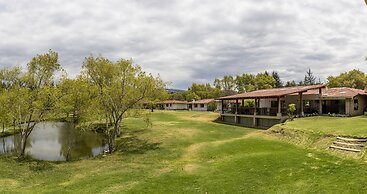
200, 104, 204, 108
194, 104, 198, 108
354, 99, 358, 110
271, 101, 278, 108
166, 104, 169, 107
304, 100, 310, 107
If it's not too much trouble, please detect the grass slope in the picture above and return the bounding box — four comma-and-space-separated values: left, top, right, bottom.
1, 111, 367, 193
279, 116, 367, 137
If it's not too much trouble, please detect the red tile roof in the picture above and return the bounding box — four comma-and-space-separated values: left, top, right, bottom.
301, 87, 367, 98
157, 100, 188, 104
217, 84, 326, 100
190, 99, 215, 104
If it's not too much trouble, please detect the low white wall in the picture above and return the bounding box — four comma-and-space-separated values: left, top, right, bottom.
164, 103, 188, 110
192, 104, 208, 111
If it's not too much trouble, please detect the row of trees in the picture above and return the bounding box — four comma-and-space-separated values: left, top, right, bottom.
168, 68, 367, 102
0, 51, 165, 158
169, 69, 320, 101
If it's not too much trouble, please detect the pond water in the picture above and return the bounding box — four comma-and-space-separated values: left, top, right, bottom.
0, 122, 107, 161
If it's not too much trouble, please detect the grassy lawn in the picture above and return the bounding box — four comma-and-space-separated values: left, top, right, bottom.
279, 116, 367, 137
2, 111, 367, 193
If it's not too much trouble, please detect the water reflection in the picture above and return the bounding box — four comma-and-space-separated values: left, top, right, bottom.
0, 122, 107, 161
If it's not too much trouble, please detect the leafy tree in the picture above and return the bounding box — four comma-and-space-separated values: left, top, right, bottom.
285, 80, 297, 87
188, 83, 221, 99
185, 91, 200, 101
255, 72, 276, 89
82, 56, 165, 153
272, 71, 283, 88
288, 104, 296, 121
0, 50, 60, 158
213, 76, 235, 92
235, 74, 256, 92
56, 76, 97, 123
304, 68, 316, 85
327, 69, 367, 89
170, 92, 186, 101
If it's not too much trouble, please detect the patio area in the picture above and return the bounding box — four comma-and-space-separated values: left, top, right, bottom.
217, 85, 326, 128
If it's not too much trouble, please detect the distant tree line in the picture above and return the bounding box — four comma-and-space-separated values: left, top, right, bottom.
169, 68, 367, 101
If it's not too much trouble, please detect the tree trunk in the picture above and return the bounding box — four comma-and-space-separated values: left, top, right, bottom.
114, 120, 120, 138
2, 123, 4, 133
19, 135, 28, 158
108, 134, 114, 153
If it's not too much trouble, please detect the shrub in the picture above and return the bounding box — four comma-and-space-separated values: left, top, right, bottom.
288, 104, 296, 121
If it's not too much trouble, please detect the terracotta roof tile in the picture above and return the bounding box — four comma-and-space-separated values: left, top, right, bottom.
302, 87, 367, 98
217, 84, 326, 100
157, 100, 188, 104
190, 99, 215, 104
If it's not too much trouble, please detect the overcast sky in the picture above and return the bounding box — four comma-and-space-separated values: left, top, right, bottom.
0, 0, 367, 89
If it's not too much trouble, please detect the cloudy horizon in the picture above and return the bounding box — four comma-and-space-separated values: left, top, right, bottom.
0, 0, 367, 89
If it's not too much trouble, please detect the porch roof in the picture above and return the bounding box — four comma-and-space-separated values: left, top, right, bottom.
190, 99, 215, 104
299, 87, 367, 98
217, 84, 326, 100
157, 100, 188, 104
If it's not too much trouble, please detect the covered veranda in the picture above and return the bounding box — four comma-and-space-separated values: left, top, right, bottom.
217, 85, 326, 128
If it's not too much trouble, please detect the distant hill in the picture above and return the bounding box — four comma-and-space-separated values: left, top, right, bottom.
166, 88, 186, 94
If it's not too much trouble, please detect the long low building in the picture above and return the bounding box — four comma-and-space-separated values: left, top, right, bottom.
157, 100, 189, 110
156, 99, 218, 111
190, 99, 216, 111
217, 85, 367, 128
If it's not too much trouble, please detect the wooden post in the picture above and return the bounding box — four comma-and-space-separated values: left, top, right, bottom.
299, 92, 304, 116
242, 99, 245, 106
221, 100, 224, 114
235, 99, 238, 114
235, 99, 238, 124
253, 98, 257, 127
318, 88, 322, 114
277, 96, 281, 117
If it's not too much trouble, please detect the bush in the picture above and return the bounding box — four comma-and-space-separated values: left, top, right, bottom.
288, 104, 296, 121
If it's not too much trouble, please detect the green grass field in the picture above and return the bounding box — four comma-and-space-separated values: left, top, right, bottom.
2, 111, 367, 193
280, 115, 367, 137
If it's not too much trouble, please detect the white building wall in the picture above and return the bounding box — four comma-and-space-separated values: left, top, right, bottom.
192, 104, 208, 111
164, 103, 188, 110
349, 95, 367, 116
216, 101, 222, 111
259, 98, 277, 108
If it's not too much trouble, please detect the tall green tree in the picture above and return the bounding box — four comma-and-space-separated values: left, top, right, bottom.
272, 71, 283, 88
82, 56, 165, 153
213, 76, 236, 95
188, 83, 221, 99
235, 74, 256, 92
56, 76, 97, 123
0, 50, 60, 158
255, 72, 276, 89
285, 80, 297, 87
304, 68, 316, 86
327, 69, 367, 89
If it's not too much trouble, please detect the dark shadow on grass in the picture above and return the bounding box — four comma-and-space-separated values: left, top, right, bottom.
116, 128, 161, 155
212, 117, 269, 130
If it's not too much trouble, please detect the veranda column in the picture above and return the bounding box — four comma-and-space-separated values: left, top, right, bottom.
220, 100, 224, 121
318, 88, 322, 114
235, 99, 239, 124
221, 100, 224, 114
299, 92, 304, 116
277, 96, 282, 117
253, 98, 257, 127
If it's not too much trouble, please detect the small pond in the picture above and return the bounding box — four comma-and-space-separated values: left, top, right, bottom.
0, 122, 107, 161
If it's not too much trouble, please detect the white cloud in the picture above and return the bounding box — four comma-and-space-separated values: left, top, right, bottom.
0, 0, 367, 89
